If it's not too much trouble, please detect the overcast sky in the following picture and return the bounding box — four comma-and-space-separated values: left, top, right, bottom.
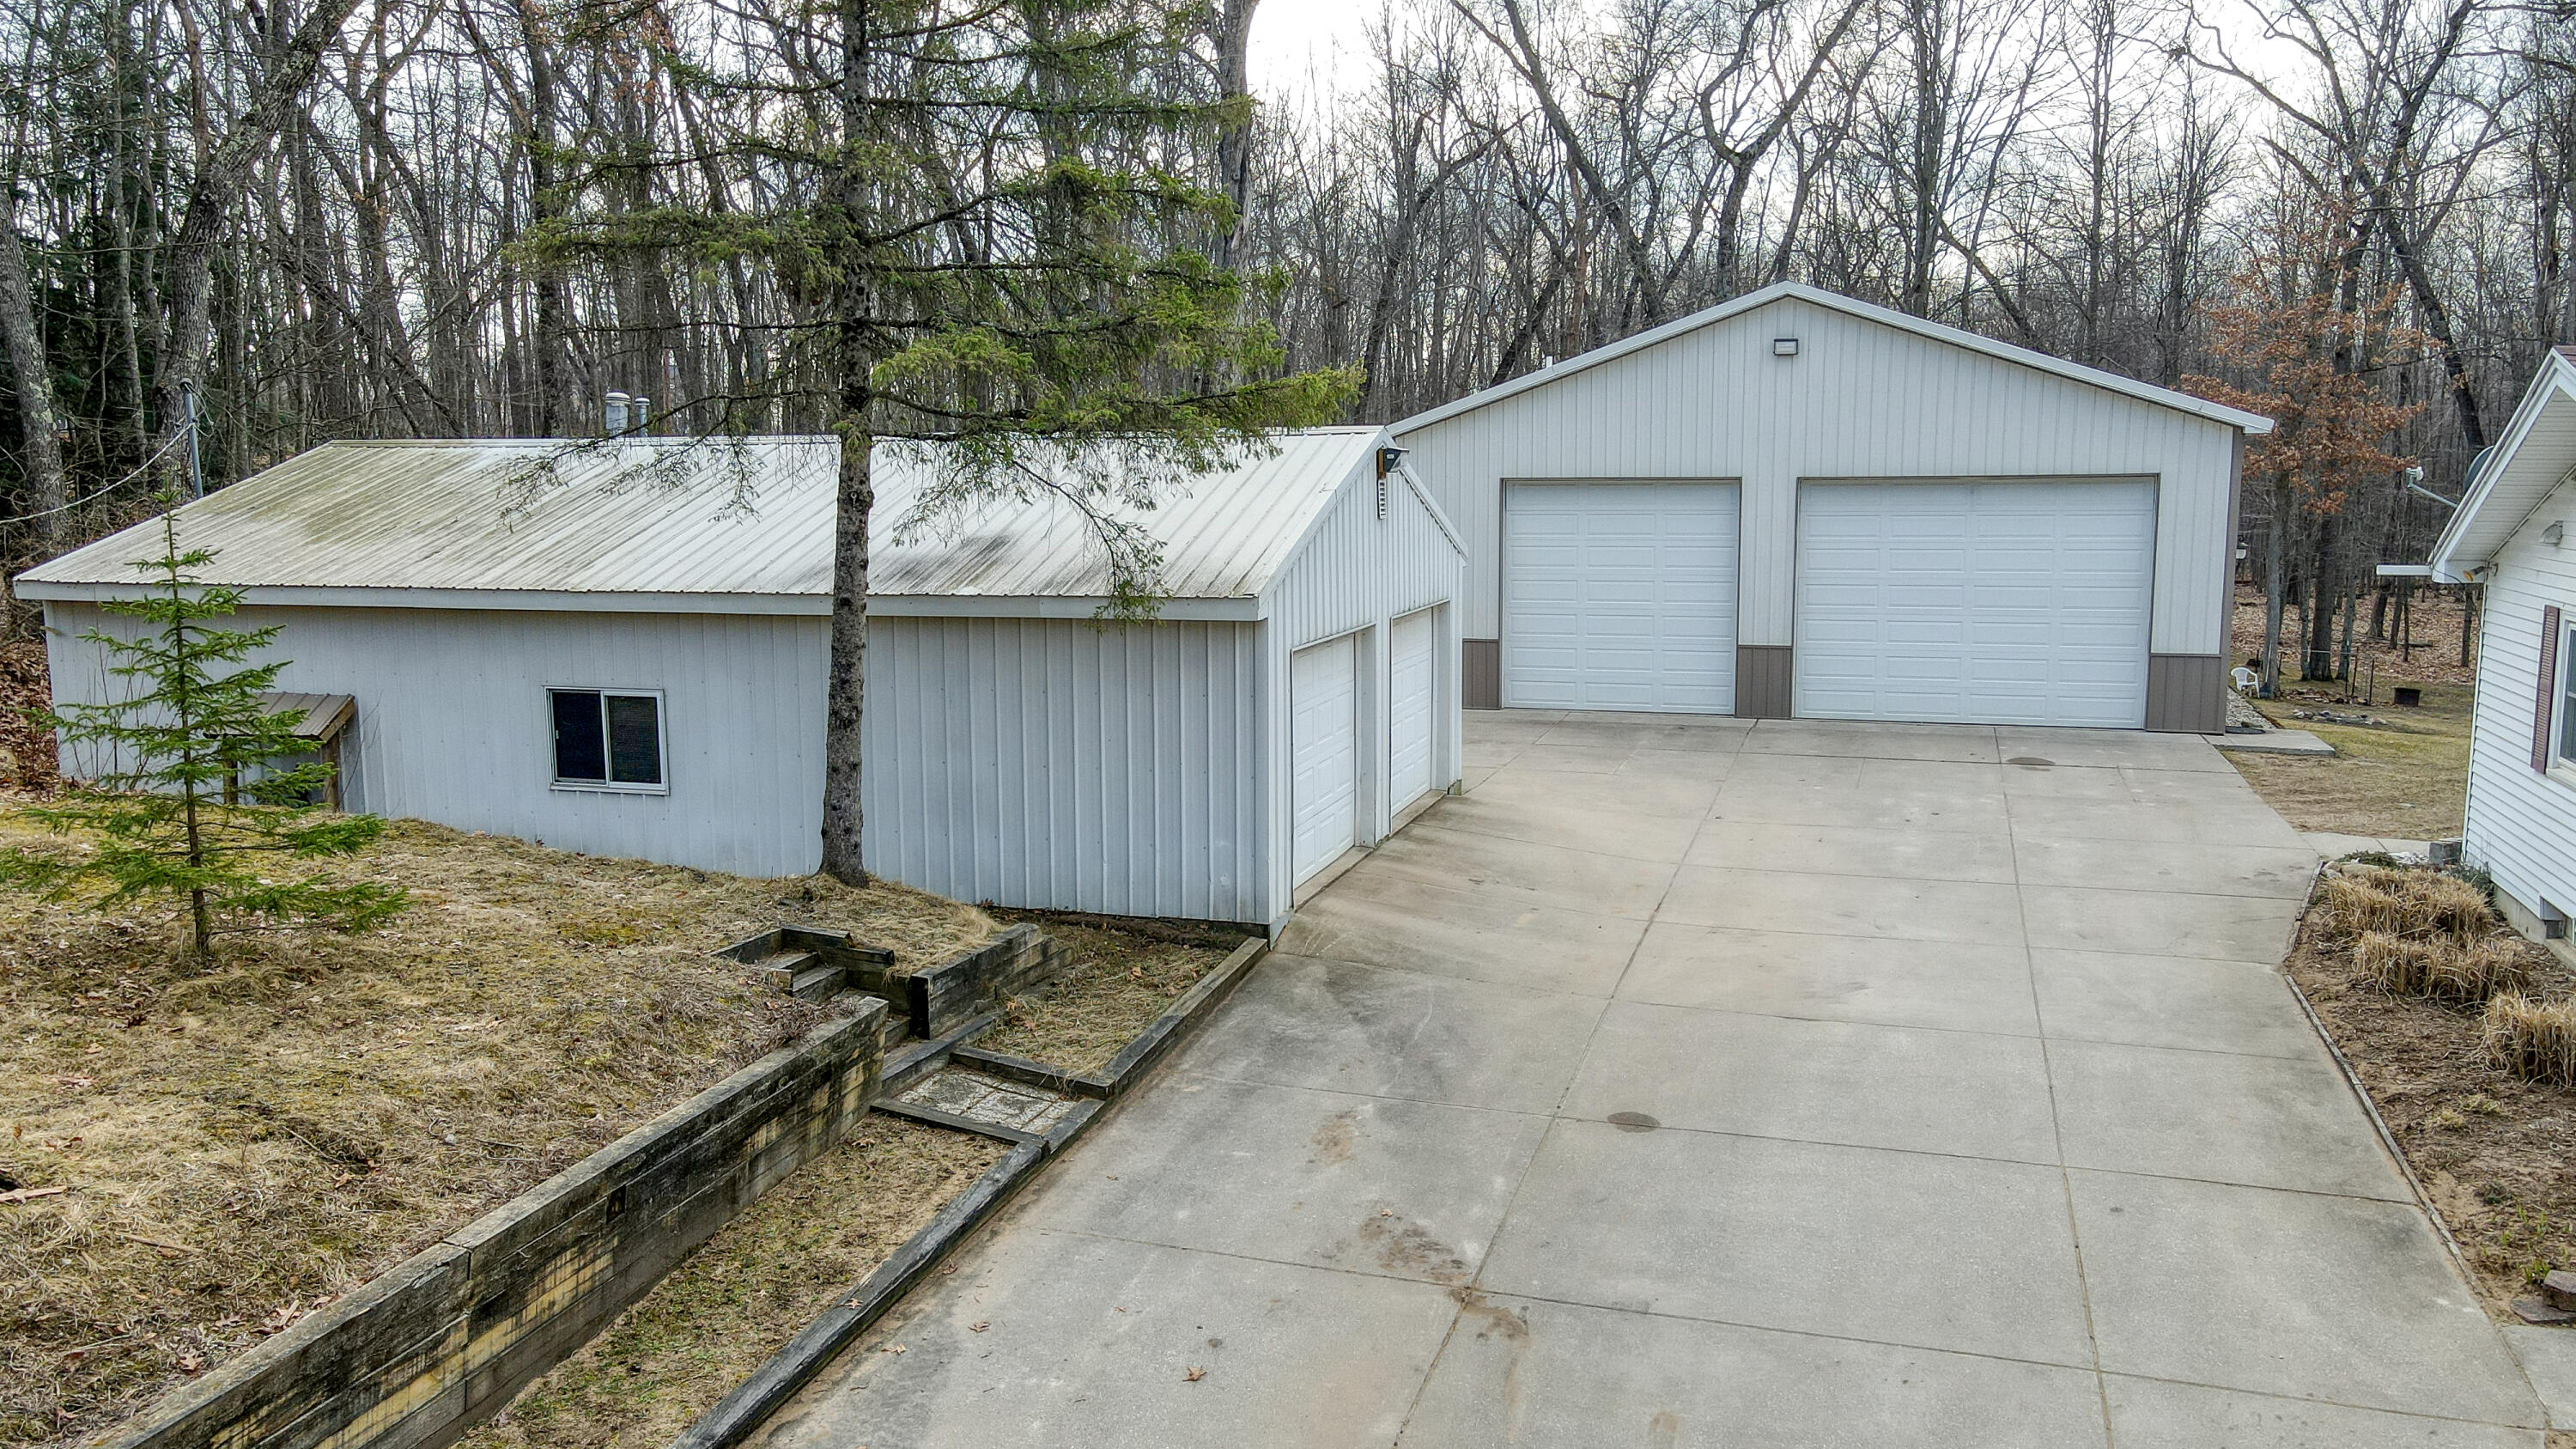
1246, 0, 2324, 117
1249, 0, 1376, 104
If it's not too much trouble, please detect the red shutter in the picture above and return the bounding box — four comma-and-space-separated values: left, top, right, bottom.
2537, 606, 2563, 772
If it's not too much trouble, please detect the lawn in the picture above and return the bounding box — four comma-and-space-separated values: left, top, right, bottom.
2227, 679, 2477, 839
0, 809, 994, 1449
460, 1117, 1002, 1449
2222, 588, 2479, 840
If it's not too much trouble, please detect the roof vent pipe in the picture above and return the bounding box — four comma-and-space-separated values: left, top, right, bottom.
628, 395, 651, 434
605, 392, 630, 435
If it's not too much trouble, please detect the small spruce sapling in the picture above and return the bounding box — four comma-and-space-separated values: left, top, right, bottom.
0, 503, 405, 961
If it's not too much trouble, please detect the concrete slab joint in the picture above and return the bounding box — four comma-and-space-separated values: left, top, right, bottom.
726, 715, 2545, 1446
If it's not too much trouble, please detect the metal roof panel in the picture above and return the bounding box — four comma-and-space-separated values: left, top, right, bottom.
18, 430, 1385, 606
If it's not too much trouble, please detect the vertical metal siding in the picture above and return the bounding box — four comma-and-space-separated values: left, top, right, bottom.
2464, 482, 2576, 922
1255, 451, 1467, 923
41, 601, 830, 876
859, 616, 1263, 922
1396, 296, 2239, 657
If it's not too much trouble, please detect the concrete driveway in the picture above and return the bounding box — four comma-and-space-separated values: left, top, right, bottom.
750, 712, 2547, 1447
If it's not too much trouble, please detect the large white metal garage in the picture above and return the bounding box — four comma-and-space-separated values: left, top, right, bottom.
20, 429, 1466, 932
1392, 282, 2273, 732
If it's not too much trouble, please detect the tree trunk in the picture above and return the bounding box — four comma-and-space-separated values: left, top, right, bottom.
1210, 0, 1257, 273
520, 0, 573, 434
0, 206, 65, 540
817, 0, 873, 886
818, 411, 873, 883
2301, 512, 2340, 680
151, 0, 366, 484
2259, 481, 2289, 697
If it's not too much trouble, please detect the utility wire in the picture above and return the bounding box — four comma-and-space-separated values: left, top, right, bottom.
12, 427, 189, 522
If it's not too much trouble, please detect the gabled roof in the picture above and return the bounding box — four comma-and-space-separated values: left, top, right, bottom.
1389, 280, 2275, 436
2427, 350, 2576, 581
15, 429, 1388, 618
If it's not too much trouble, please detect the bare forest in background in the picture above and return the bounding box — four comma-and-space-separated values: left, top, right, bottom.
0, 0, 2568, 686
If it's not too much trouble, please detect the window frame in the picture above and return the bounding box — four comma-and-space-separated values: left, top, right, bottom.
547, 685, 671, 795
2550, 614, 2576, 788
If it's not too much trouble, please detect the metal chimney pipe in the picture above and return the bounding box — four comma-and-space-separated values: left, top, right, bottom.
605, 391, 630, 435
629, 395, 651, 434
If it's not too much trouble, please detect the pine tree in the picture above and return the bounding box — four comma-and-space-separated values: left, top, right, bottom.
531, 0, 1360, 885
0, 504, 406, 962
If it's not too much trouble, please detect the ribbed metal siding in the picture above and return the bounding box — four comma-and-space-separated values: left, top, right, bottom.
1255, 454, 1467, 921
1267, 455, 1461, 651
2464, 486, 2576, 922
860, 616, 1262, 921
1394, 295, 2239, 656
42, 601, 830, 877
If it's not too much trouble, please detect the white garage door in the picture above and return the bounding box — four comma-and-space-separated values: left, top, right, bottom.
1504, 482, 1739, 712
1388, 608, 1437, 808
1291, 633, 1360, 881
1795, 479, 2155, 728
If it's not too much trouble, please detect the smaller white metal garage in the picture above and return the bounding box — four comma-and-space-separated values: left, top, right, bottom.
19, 429, 1467, 933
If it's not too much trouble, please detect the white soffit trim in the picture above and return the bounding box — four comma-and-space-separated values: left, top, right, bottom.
2429, 350, 2576, 581
1388, 281, 2275, 436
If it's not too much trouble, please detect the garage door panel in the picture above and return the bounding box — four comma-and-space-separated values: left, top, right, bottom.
1795, 480, 2153, 728
1291, 636, 1359, 882
1504, 482, 1741, 714
1388, 611, 1437, 811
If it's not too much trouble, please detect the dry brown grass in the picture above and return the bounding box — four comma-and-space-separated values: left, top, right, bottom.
459, 1118, 1000, 1449
974, 914, 1249, 1075
0, 804, 993, 1449
2486, 994, 2576, 1090
2318, 865, 2494, 947
2356, 931, 2534, 1004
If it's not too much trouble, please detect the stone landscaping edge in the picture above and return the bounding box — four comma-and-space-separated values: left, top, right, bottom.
98, 1000, 893, 1449
664, 932, 1271, 1449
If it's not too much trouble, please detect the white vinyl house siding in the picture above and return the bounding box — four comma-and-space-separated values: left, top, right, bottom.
42, 602, 830, 877
861, 617, 1262, 922
1394, 295, 2240, 657
2463, 478, 2576, 926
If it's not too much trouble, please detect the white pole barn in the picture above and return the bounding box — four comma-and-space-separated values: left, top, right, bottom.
1393, 282, 2275, 733
17, 429, 1466, 933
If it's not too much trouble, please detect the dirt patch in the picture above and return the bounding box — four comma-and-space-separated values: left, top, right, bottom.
2287, 864, 2576, 1315
460, 1117, 1001, 1449
0, 806, 992, 1449
970, 915, 1249, 1075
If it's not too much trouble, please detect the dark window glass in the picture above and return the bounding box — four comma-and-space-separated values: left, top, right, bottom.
606, 694, 663, 785
552, 690, 607, 782
2561, 627, 2576, 764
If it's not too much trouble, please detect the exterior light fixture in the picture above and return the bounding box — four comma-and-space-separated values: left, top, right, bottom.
1376, 446, 1406, 520
1772, 338, 1801, 357
2547, 521, 2567, 547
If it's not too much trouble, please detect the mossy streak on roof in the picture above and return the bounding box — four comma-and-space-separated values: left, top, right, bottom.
20, 430, 1383, 604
